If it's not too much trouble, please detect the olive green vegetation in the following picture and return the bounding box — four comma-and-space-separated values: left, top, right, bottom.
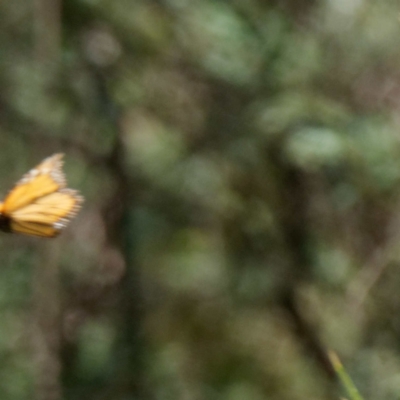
0, 1, 399, 399
329, 351, 364, 400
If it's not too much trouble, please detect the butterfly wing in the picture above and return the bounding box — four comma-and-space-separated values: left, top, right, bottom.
0, 154, 83, 238
9, 189, 83, 237
2, 153, 66, 214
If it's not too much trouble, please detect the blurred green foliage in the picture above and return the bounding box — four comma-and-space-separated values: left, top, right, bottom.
0, 0, 399, 399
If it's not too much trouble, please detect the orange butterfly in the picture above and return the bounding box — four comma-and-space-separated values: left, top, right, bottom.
0, 154, 83, 237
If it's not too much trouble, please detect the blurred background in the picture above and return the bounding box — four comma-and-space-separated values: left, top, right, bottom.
0, 0, 400, 399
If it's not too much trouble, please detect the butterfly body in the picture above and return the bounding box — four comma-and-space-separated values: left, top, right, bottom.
0, 154, 83, 237
0, 211, 11, 233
